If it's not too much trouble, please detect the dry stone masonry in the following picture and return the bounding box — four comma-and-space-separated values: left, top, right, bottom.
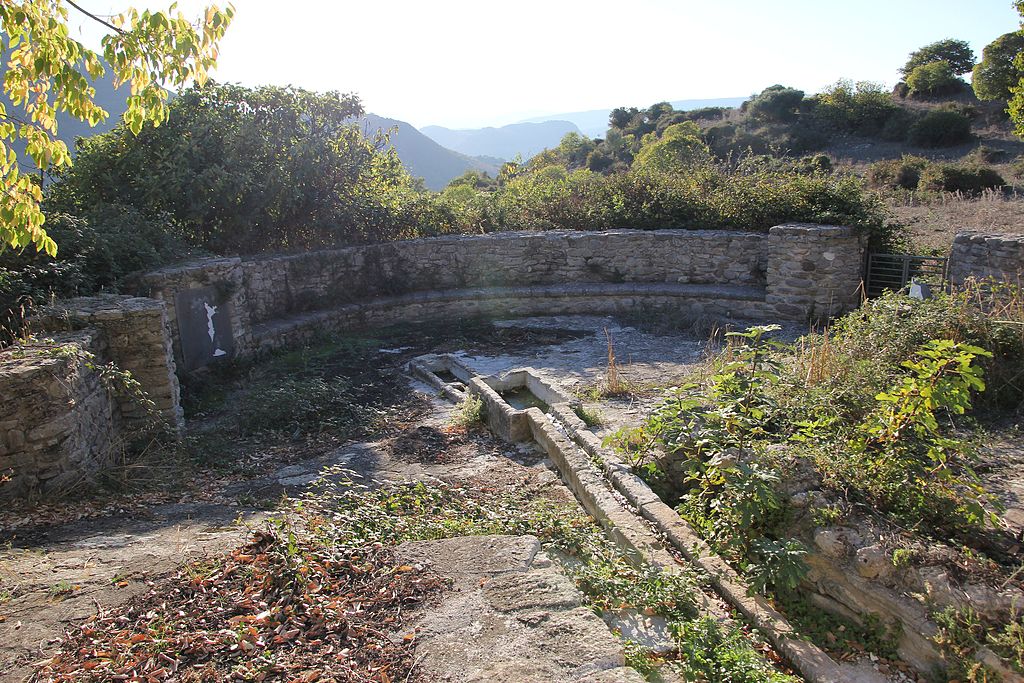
0, 332, 119, 498
0, 296, 181, 500
948, 231, 1024, 286
14, 225, 1019, 502
134, 226, 869, 372
766, 224, 867, 320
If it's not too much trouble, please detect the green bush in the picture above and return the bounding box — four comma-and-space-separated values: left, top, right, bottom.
810, 80, 903, 137
745, 85, 805, 123
908, 109, 972, 147
683, 106, 730, 121
0, 207, 195, 344
878, 108, 915, 142
484, 158, 900, 250
918, 164, 1005, 194
865, 156, 929, 190
906, 61, 963, 97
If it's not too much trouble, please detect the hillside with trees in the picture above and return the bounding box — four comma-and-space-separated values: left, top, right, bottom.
6, 5, 1024, 339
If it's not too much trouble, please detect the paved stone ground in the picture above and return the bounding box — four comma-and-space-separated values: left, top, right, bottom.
396, 535, 645, 683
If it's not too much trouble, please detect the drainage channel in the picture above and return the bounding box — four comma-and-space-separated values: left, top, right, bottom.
409, 353, 867, 683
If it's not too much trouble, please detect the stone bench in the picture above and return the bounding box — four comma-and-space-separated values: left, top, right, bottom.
250, 282, 769, 354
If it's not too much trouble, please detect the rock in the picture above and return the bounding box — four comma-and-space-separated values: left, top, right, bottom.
814, 528, 852, 558
602, 609, 675, 654
854, 545, 891, 580
918, 567, 960, 607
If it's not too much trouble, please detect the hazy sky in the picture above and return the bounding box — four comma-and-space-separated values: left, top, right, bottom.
71, 0, 1022, 129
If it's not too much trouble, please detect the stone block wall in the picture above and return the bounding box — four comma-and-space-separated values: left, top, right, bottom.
36, 295, 183, 431
129, 258, 253, 373
0, 332, 120, 499
948, 232, 1024, 286
130, 226, 867, 370
240, 230, 769, 325
766, 224, 867, 322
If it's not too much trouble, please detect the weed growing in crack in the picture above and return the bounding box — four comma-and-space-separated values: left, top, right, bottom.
934, 606, 1024, 681
450, 394, 485, 428
572, 402, 604, 427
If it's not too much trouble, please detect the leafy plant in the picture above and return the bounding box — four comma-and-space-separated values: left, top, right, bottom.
671, 616, 796, 683
848, 339, 996, 529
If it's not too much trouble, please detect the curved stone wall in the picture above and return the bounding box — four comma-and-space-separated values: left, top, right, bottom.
130, 226, 867, 372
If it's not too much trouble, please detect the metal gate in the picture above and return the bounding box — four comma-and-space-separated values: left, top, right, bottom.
865, 253, 948, 298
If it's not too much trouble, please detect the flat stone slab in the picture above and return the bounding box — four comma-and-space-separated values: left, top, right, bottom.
396, 534, 642, 682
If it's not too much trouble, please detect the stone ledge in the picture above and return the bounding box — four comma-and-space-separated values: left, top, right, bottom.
769, 223, 859, 238
251, 282, 768, 350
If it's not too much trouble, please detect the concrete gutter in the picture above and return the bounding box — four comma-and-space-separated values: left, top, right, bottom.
412, 355, 866, 683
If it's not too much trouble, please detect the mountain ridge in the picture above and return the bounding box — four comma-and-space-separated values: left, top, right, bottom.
421, 120, 582, 162
359, 114, 502, 191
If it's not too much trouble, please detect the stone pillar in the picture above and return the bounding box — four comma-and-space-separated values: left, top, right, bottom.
35, 295, 183, 432
766, 224, 866, 323
128, 257, 253, 371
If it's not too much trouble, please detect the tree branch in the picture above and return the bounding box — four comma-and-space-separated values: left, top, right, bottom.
64, 1, 125, 35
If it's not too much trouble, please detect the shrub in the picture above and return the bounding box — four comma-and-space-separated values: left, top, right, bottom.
0, 207, 195, 344
865, 156, 929, 190
908, 109, 972, 147
451, 394, 485, 428
810, 80, 903, 137
906, 61, 962, 97
879, 108, 915, 141
485, 158, 900, 250
746, 85, 805, 123
964, 145, 1009, 164
683, 106, 730, 121
918, 164, 1005, 194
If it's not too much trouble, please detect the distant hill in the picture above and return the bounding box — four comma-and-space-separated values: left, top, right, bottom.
0, 52, 128, 166
359, 114, 502, 190
421, 120, 581, 161
518, 97, 749, 137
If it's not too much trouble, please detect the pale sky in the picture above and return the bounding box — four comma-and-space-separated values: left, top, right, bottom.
70, 0, 1022, 129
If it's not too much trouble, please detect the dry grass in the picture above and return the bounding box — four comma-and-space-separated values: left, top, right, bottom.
886, 189, 1024, 253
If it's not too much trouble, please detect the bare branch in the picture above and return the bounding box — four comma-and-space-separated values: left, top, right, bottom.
65, 1, 125, 35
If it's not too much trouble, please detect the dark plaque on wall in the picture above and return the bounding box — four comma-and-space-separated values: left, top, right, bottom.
174, 286, 235, 371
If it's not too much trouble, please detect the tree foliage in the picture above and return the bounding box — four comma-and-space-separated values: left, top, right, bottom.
1008, 1, 1024, 136
901, 38, 976, 77
972, 31, 1024, 101
744, 85, 804, 123
0, 1, 234, 255
811, 80, 901, 137
47, 83, 454, 254
906, 60, 962, 96
632, 122, 709, 174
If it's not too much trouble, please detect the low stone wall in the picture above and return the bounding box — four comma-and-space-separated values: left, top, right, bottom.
0, 332, 120, 499
130, 226, 867, 372
948, 232, 1024, 285
36, 295, 183, 431
1, 296, 183, 500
